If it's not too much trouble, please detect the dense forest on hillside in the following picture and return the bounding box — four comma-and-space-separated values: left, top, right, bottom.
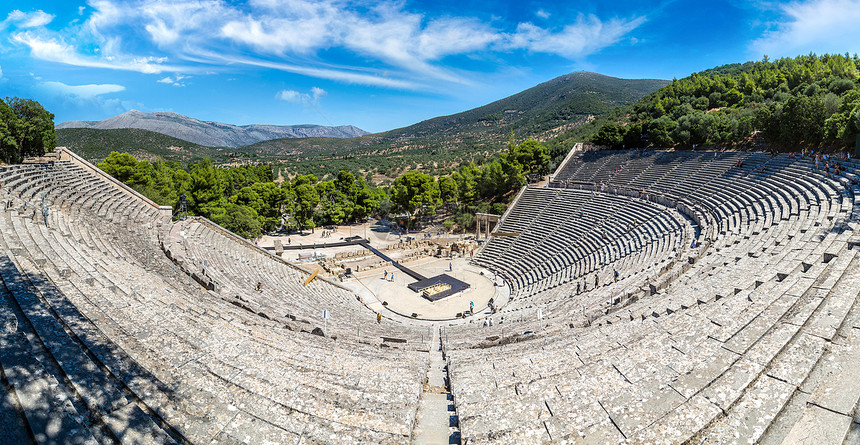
551, 54, 860, 155
98, 135, 549, 238
56, 128, 218, 163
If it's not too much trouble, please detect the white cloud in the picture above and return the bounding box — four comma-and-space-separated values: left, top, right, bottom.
157, 74, 189, 86
216, 1, 498, 83
536, 9, 551, 19
416, 18, 500, 60
751, 0, 860, 57
310, 86, 326, 100
38, 79, 134, 120
276, 90, 301, 102
0, 65, 3, 78
40, 80, 125, 98
4, 10, 54, 28
139, 0, 231, 47
208, 53, 420, 89
507, 14, 646, 59
276, 86, 326, 104
11, 31, 182, 74
78, 6, 86, 15
220, 0, 335, 54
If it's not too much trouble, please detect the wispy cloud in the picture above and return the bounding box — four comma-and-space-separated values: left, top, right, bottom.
750, 0, 860, 57
38, 79, 138, 117
209, 54, 421, 89
536, 9, 551, 20
157, 74, 189, 86
11, 32, 185, 74
40, 80, 125, 98
276, 86, 326, 104
508, 14, 646, 59
3, 10, 54, 29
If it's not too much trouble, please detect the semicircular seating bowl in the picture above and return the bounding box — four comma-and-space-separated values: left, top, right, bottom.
1, 149, 859, 445
447, 150, 860, 444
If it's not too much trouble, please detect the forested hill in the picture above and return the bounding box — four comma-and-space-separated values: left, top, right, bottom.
56, 128, 214, 163
560, 54, 860, 152
380, 71, 668, 140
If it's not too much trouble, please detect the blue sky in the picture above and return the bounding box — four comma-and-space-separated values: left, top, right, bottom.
1, 0, 859, 133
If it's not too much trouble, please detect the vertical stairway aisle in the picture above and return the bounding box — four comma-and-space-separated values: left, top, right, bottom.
412, 326, 461, 445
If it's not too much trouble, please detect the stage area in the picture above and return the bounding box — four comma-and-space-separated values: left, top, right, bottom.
408, 274, 471, 301
344, 257, 504, 321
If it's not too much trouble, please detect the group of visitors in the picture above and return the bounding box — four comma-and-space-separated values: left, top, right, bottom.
802, 150, 848, 179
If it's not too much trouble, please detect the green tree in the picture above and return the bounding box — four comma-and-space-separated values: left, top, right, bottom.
592, 123, 624, 148
211, 203, 262, 239
145, 159, 180, 205
188, 158, 226, 217
646, 116, 678, 147
391, 171, 440, 215
97, 152, 152, 187
510, 139, 551, 176
315, 179, 347, 225
292, 174, 320, 231
452, 163, 479, 204
0, 97, 56, 163
438, 176, 458, 204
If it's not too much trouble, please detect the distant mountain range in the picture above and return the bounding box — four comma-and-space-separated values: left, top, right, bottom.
56, 110, 369, 147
